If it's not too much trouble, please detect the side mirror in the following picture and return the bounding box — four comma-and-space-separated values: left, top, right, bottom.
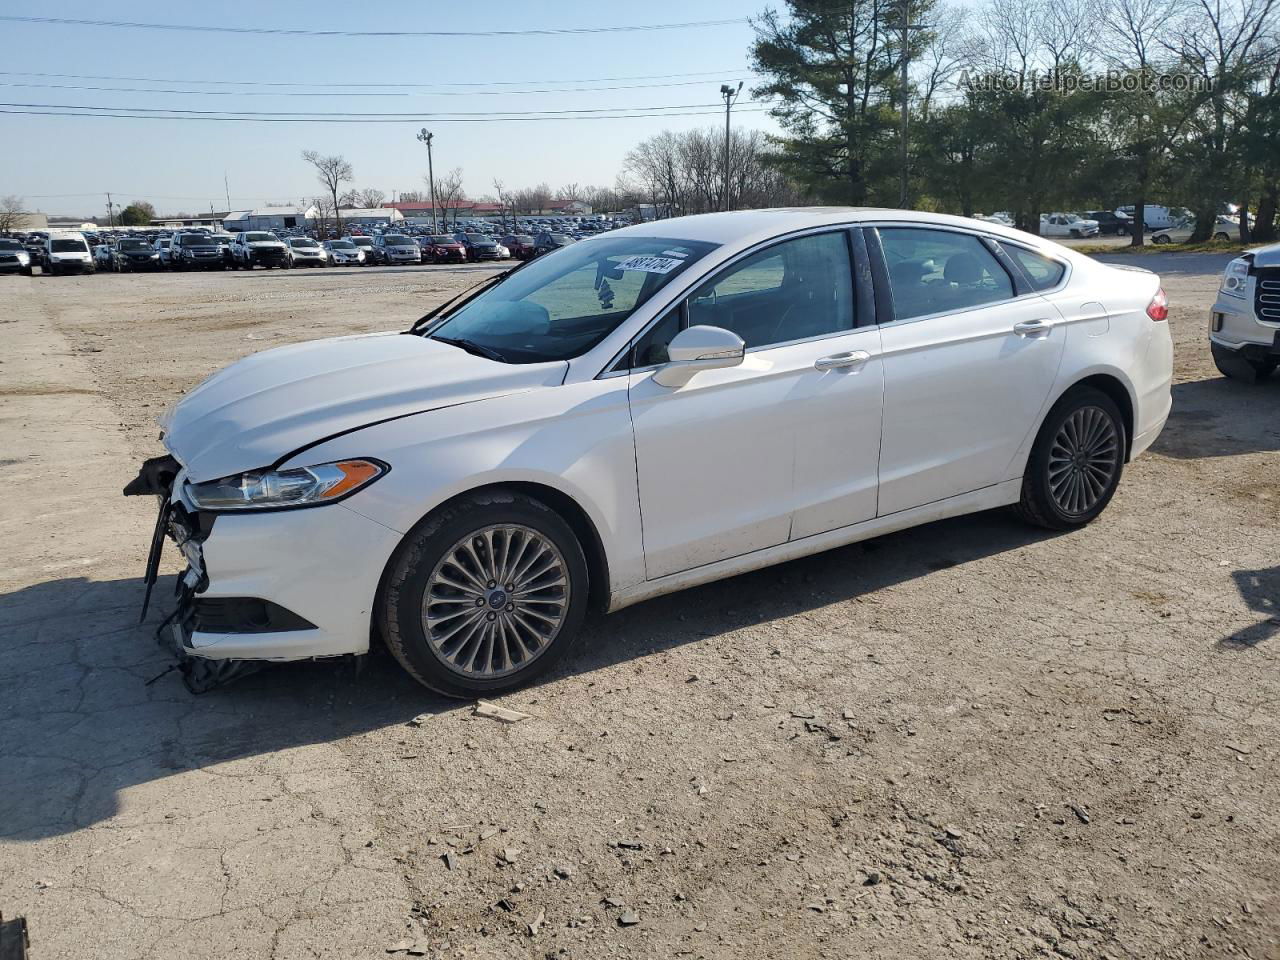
652, 325, 745, 388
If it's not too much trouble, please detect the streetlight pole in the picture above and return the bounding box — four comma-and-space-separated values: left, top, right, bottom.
891, 0, 928, 209
417, 127, 437, 233
719, 82, 743, 212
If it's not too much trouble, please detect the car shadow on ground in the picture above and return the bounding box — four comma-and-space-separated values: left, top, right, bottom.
1220, 566, 1280, 650
1151, 377, 1280, 459
0, 507, 1057, 841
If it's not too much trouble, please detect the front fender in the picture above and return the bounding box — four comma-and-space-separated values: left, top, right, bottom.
280, 377, 645, 599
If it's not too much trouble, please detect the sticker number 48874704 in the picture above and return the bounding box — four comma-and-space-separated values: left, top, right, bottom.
617, 255, 684, 274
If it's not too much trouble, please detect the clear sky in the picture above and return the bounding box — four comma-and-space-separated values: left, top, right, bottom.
0, 2, 776, 217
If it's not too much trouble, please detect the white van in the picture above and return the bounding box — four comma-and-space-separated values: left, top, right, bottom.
1115, 205, 1175, 230
42, 231, 94, 275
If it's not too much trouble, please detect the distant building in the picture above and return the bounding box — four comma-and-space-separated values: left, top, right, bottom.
152, 212, 230, 229
6, 211, 49, 231
337, 207, 404, 226
221, 205, 319, 232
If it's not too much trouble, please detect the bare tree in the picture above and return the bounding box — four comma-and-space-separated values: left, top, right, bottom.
309, 195, 335, 238
556, 182, 583, 201
493, 179, 512, 231
0, 194, 25, 234
433, 168, 466, 228
301, 150, 353, 235
512, 182, 553, 215
356, 187, 386, 209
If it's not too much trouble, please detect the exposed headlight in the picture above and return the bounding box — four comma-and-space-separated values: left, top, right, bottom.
16, 250, 29, 264
186, 458, 388, 511
1220, 257, 1250, 298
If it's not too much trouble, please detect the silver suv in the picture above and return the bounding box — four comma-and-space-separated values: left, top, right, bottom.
1211, 242, 1280, 380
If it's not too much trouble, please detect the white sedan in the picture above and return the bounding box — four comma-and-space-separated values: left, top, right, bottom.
127, 209, 1173, 695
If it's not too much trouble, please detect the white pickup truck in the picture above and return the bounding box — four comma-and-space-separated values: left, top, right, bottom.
1210, 241, 1280, 380
230, 231, 290, 270
1039, 213, 1100, 238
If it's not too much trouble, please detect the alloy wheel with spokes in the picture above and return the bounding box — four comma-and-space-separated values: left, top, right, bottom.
1046, 405, 1120, 517
423, 524, 571, 679
1016, 387, 1125, 530
381, 492, 589, 696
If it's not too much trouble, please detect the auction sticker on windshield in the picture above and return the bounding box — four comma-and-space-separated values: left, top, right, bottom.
618, 255, 684, 274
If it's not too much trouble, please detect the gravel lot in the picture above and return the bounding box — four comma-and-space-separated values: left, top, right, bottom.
2, 253, 1277, 960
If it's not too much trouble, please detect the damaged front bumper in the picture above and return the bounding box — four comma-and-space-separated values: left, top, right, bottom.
124, 453, 401, 691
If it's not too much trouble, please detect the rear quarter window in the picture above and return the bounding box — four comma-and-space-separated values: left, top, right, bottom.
1006, 246, 1067, 291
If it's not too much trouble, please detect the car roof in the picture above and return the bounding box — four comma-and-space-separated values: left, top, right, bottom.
606, 207, 1088, 262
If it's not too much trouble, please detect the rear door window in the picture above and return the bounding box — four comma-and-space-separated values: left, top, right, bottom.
877, 228, 1015, 321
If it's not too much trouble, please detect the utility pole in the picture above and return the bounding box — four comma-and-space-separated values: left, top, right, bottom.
417, 128, 437, 233
719, 82, 743, 212
891, 0, 928, 209
224, 172, 231, 213
106, 192, 115, 229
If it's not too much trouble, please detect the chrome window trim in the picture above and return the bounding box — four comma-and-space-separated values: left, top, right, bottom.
596, 223, 862, 379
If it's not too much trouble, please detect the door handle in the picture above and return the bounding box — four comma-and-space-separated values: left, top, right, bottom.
814, 350, 871, 371
1013, 319, 1053, 337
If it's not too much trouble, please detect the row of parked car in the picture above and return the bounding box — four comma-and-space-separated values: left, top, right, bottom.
0, 225, 593, 276
976, 206, 1245, 242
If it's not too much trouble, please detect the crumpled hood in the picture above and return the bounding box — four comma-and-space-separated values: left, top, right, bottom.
1250, 241, 1280, 268
161, 331, 567, 482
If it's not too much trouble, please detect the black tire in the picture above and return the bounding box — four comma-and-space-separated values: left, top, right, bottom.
1214, 232, 1231, 242
379, 490, 590, 698
1212, 341, 1275, 382
1015, 386, 1126, 530
1153, 235, 1171, 244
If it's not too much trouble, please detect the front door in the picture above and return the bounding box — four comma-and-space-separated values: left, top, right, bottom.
628, 230, 883, 579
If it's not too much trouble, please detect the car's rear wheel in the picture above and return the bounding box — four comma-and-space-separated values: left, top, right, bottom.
379, 491, 589, 697
1214, 231, 1231, 242
1212, 341, 1276, 382
1016, 387, 1125, 530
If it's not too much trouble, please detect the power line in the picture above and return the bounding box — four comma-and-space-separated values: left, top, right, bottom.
0, 68, 756, 88
0, 107, 769, 124
0, 15, 749, 38
0, 78, 758, 98
0, 100, 766, 117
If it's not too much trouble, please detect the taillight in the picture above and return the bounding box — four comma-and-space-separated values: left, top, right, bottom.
1146, 287, 1168, 321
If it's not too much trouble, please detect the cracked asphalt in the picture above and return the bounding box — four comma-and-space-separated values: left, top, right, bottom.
1, 254, 1277, 959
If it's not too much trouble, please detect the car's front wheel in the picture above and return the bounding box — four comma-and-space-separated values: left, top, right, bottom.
379, 490, 589, 697
1016, 386, 1125, 530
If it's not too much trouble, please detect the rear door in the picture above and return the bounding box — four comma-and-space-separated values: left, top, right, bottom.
872, 225, 1065, 515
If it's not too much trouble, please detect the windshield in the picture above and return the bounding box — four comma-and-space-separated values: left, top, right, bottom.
429, 236, 455, 244
548, 234, 570, 243
157, 239, 170, 247
0, 239, 22, 250
290, 238, 318, 247
120, 239, 151, 251
179, 233, 214, 245
328, 240, 355, 249
429, 236, 716, 364
350, 237, 373, 246
52, 238, 87, 253
382, 235, 410, 245
245, 232, 275, 243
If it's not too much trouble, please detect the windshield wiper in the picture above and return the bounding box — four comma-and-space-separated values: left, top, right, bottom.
407, 257, 535, 335
430, 335, 508, 363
